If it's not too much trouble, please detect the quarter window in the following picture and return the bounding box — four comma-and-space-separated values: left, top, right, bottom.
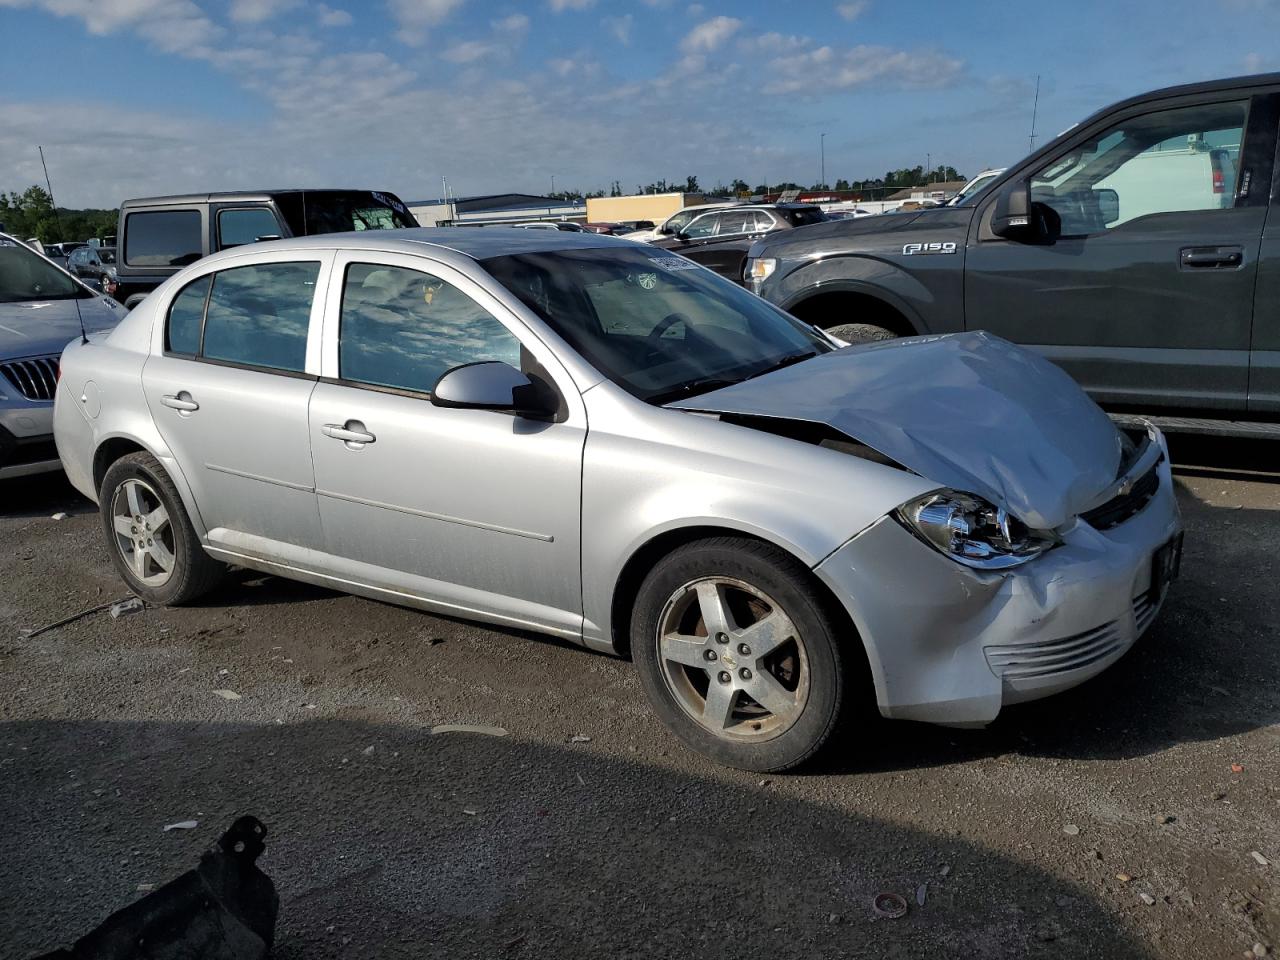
1031, 100, 1248, 235
201, 261, 319, 372
166, 275, 210, 355
123, 210, 202, 267
218, 208, 283, 249
338, 263, 521, 394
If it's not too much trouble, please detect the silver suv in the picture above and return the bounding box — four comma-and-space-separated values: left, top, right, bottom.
1, 234, 123, 479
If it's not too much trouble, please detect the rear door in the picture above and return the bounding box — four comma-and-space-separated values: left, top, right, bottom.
1249, 95, 1280, 413
966, 92, 1275, 411
142, 249, 332, 555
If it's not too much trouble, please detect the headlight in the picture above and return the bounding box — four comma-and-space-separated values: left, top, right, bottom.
896, 489, 1057, 570
746, 257, 776, 283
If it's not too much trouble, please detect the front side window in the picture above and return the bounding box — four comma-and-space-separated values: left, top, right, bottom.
338, 262, 521, 394
218, 208, 283, 249
482, 247, 829, 403
682, 213, 718, 239
201, 261, 319, 372
1031, 100, 1248, 235
124, 210, 202, 267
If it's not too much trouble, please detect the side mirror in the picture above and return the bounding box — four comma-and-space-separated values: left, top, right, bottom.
431, 361, 557, 418
674, 231, 690, 242
658, 225, 675, 236
1094, 188, 1120, 225
991, 180, 1033, 238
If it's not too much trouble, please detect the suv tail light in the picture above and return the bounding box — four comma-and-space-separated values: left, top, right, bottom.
1211, 149, 1229, 195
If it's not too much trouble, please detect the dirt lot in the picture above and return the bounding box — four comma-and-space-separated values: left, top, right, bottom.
1, 436, 1277, 959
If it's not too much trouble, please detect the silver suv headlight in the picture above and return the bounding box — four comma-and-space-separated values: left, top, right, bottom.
896, 489, 1057, 570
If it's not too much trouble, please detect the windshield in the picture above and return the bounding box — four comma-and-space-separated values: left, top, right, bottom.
954, 172, 1001, 206
0, 238, 87, 302
275, 190, 418, 236
482, 247, 829, 403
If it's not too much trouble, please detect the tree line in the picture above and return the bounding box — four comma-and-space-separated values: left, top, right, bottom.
0, 186, 117, 245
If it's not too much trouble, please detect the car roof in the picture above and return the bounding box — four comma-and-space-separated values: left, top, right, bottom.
194, 226, 633, 266
119, 188, 402, 208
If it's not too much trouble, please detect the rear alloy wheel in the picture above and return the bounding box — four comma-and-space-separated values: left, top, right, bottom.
632, 538, 847, 771
99, 452, 226, 605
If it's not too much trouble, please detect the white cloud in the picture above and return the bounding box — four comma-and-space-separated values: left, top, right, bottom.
1243, 51, 1274, 72
0, 0, 224, 58
680, 15, 740, 53
387, 0, 465, 44
492, 12, 529, 33
604, 13, 633, 44
836, 1, 869, 21
442, 39, 497, 63
317, 4, 352, 27
762, 43, 964, 95
548, 0, 594, 9
229, 0, 298, 23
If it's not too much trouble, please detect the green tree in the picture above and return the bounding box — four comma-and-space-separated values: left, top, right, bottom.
0, 185, 117, 244
684, 175, 700, 193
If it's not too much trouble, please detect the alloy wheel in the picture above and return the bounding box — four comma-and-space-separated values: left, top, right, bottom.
109, 478, 176, 587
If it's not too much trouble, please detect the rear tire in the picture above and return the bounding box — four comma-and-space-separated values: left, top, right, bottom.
631, 537, 848, 772
99, 452, 225, 605
825, 322, 897, 345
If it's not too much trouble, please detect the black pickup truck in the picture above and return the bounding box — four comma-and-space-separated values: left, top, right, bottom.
112, 189, 417, 308
746, 72, 1280, 436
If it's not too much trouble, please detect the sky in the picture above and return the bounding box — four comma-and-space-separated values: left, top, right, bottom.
1, 0, 1278, 209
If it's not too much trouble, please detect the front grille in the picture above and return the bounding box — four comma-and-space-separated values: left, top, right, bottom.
986, 620, 1125, 680
0, 355, 59, 401
1081, 459, 1161, 531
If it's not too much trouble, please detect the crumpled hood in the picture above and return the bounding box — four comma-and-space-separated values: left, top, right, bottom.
671, 331, 1125, 530
0, 296, 122, 359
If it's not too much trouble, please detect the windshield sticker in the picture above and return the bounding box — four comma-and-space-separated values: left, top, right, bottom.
371, 191, 406, 214
637, 272, 658, 289
649, 257, 699, 272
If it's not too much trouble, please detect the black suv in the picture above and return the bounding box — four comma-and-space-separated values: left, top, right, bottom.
653, 203, 827, 281
112, 189, 417, 308
747, 73, 1280, 433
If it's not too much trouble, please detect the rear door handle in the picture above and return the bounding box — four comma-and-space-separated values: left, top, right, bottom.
1180, 246, 1243, 269
160, 393, 199, 412
321, 421, 376, 445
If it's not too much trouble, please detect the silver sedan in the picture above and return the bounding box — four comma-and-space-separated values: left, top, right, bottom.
53, 229, 1182, 771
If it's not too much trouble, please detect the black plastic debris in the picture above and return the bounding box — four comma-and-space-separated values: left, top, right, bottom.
33, 816, 278, 960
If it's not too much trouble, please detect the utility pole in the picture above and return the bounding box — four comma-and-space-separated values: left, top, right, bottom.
820, 132, 826, 190
38, 146, 63, 239
550, 174, 556, 198
1028, 74, 1041, 153
926, 152, 931, 184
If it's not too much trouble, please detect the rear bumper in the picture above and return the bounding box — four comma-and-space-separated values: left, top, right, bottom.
814, 453, 1181, 726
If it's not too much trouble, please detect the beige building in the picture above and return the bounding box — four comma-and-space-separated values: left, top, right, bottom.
586, 192, 706, 225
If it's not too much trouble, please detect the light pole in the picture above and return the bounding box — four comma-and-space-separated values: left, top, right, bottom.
550, 174, 556, 198
820, 132, 826, 190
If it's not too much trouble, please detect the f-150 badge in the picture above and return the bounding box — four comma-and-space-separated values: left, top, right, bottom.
902, 241, 957, 255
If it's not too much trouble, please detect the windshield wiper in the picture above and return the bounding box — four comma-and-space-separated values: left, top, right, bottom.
646, 377, 740, 406
745, 351, 818, 381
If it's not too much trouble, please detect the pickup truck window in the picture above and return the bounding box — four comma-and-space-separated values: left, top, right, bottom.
124, 210, 202, 267
218, 208, 282, 249
1031, 100, 1247, 236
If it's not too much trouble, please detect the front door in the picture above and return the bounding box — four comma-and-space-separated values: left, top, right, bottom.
307, 252, 586, 637
142, 252, 330, 552
966, 94, 1275, 411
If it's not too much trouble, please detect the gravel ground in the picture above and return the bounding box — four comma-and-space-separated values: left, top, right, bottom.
1, 436, 1277, 959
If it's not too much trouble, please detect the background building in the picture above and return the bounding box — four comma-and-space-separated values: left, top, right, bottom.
585, 192, 706, 226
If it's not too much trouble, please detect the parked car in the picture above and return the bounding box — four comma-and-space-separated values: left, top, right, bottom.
946, 168, 1006, 206
580, 222, 632, 235
652, 204, 828, 282
620, 202, 738, 242
512, 221, 586, 232
54, 228, 1181, 771
112, 189, 418, 309
746, 72, 1280, 433
68, 244, 117, 292
1, 232, 124, 479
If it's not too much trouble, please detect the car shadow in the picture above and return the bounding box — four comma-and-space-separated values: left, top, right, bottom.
0, 471, 96, 519
1, 717, 1154, 959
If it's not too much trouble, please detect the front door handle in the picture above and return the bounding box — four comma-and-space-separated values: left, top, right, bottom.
160, 393, 199, 412
321, 420, 376, 445
1180, 246, 1243, 269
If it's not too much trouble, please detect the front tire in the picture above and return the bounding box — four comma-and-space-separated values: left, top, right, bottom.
99, 452, 225, 605
631, 537, 848, 771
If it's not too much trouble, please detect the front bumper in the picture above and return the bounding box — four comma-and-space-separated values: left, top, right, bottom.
814, 452, 1182, 726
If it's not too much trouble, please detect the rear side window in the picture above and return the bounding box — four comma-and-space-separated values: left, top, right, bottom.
201, 262, 319, 372
166, 275, 210, 354
338, 262, 520, 393
124, 210, 202, 267
217, 208, 283, 249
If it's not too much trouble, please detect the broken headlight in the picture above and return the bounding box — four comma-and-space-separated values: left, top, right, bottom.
896, 490, 1057, 570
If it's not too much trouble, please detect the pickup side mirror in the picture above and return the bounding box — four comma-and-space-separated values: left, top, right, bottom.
991, 180, 1060, 244
431, 361, 557, 418
1094, 188, 1120, 225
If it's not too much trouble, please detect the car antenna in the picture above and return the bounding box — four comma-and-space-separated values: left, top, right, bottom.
74, 295, 89, 344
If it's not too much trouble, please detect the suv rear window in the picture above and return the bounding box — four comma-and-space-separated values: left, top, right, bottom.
124, 210, 202, 267
780, 206, 827, 227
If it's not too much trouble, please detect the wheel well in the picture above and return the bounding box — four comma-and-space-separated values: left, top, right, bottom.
92, 438, 147, 495
788, 291, 917, 337
609, 525, 869, 690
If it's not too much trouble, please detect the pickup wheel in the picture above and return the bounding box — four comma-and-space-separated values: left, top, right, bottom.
825, 323, 897, 344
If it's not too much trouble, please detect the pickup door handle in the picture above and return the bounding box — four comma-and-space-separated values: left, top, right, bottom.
160, 393, 199, 412
321, 421, 376, 445
1180, 246, 1243, 269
